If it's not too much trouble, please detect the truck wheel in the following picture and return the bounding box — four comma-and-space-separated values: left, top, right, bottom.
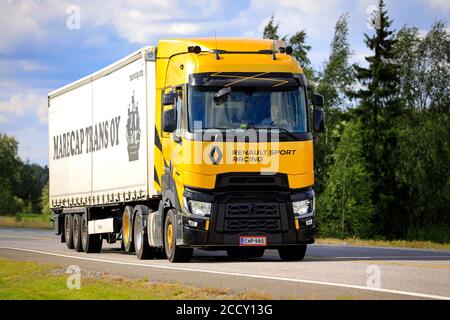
121, 206, 135, 253
278, 245, 307, 261
164, 209, 192, 263
133, 208, 156, 260
73, 214, 83, 252
81, 213, 102, 253
64, 214, 74, 249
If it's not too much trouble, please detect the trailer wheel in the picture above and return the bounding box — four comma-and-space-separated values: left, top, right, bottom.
121, 206, 135, 253
278, 245, 307, 261
164, 209, 192, 263
73, 214, 83, 252
64, 214, 74, 249
81, 213, 102, 253
133, 208, 156, 260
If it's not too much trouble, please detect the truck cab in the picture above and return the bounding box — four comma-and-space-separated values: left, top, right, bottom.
154, 38, 325, 262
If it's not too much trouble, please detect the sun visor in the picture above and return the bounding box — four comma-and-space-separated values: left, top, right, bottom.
189, 72, 304, 89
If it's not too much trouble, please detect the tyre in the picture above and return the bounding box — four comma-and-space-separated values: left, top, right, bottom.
60, 219, 66, 243
164, 209, 192, 263
81, 213, 102, 253
155, 249, 167, 260
64, 214, 74, 249
227, 248, 265, 259
121, 206, 135, 253
278, 245, 307, 261
133, 206, 156, 260
73, 214, 83, 252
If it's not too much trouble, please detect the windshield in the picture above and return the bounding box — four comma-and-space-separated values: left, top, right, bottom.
188, 87, 308, 133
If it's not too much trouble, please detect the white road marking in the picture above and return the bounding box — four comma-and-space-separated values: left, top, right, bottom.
334, 257, 373, 259
0, 245, 449, 300
334, 256, 450, 259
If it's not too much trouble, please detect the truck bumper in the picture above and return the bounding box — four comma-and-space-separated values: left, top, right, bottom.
177, 188, 315, 248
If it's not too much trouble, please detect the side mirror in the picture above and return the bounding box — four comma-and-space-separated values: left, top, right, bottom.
313, 109, 326, 133
163, 109, 177, 133
162, 91, 176, 106
312, 93, 324, 107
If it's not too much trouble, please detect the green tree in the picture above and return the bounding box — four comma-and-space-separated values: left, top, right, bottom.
351, 0, 403, 237
262, 15, 314, 83
315, 13, 354, 193
0, 133, 22, 215
394, 22, 450, 113
317, 120, 374, 238
391, 22, 450, 240
318, 13, 354, 110
16, 162, 49, 213
263, 15, 280, 40
288, 30, 314, 83
40, 182, 51, 215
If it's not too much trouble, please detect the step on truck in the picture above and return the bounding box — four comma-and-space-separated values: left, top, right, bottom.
48, 38, 325, 262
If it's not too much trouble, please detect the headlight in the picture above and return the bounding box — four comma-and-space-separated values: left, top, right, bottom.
183, 197, 211, 217
292, 197, 314, 217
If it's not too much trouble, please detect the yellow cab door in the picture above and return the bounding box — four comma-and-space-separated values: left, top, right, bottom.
161, 86, 185, 209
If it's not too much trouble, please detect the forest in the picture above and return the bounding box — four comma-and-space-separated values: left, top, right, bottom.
262, 0, 449, 242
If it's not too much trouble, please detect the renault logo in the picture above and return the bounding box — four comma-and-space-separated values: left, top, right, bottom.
209, 146, 223, 165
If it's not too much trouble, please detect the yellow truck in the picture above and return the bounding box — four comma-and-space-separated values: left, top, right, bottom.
48, 38, 325, 262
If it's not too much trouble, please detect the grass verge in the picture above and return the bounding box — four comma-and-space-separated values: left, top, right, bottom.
316, 238, 450, 251
0, 258, 270, 300
0, 214, 52, 229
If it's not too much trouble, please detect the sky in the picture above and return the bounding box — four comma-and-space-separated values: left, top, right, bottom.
0, 0, 448, 166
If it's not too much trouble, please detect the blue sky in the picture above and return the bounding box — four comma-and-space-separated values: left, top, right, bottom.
0, 0, 448, 166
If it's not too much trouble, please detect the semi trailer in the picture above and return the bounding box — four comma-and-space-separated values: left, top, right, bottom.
48, 38, 325, 262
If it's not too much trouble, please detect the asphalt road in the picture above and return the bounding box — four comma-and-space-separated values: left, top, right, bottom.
1, 227, 449, 300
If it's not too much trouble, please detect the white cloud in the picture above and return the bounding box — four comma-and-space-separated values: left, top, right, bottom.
419, 0, 450, 12
0, 92, 48, 124
0, 0, 236, 50
12, 126, 49, 165
248, 0, 346, 38
0, 0, 67, 53
0, 113, 8, 124
0, 59, 47, 73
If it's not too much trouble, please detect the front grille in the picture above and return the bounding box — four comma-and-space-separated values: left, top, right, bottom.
225, 203, 279, 218
223, 202, 281, 233
224, 219, 281, 232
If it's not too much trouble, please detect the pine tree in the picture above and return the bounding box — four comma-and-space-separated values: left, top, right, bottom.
289, 30, 311, 66
352, 0, 402, 237
263, 15, 280, 40
288, 30, 313, 83
262, 16, 313, 83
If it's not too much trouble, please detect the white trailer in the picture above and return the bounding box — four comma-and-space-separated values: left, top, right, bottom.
48, 47, 161, 254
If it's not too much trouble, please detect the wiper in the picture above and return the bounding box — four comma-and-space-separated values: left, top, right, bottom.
213, 87, 232, 102
247, 125, 299, 140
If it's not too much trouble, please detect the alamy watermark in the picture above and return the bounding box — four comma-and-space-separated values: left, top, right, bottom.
66, 265, 81, 289
172, 123, 286, 175
66, 5, 81, 30
366, 265, 381, 289
366, 5, 382, 30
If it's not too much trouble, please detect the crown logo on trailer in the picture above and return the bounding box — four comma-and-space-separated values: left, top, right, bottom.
126, 92, 141, 162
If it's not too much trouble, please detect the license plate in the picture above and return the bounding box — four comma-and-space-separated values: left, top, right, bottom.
239, 236, 267, 247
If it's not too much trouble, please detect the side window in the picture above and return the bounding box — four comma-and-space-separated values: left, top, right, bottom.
175, 89, 183, 137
